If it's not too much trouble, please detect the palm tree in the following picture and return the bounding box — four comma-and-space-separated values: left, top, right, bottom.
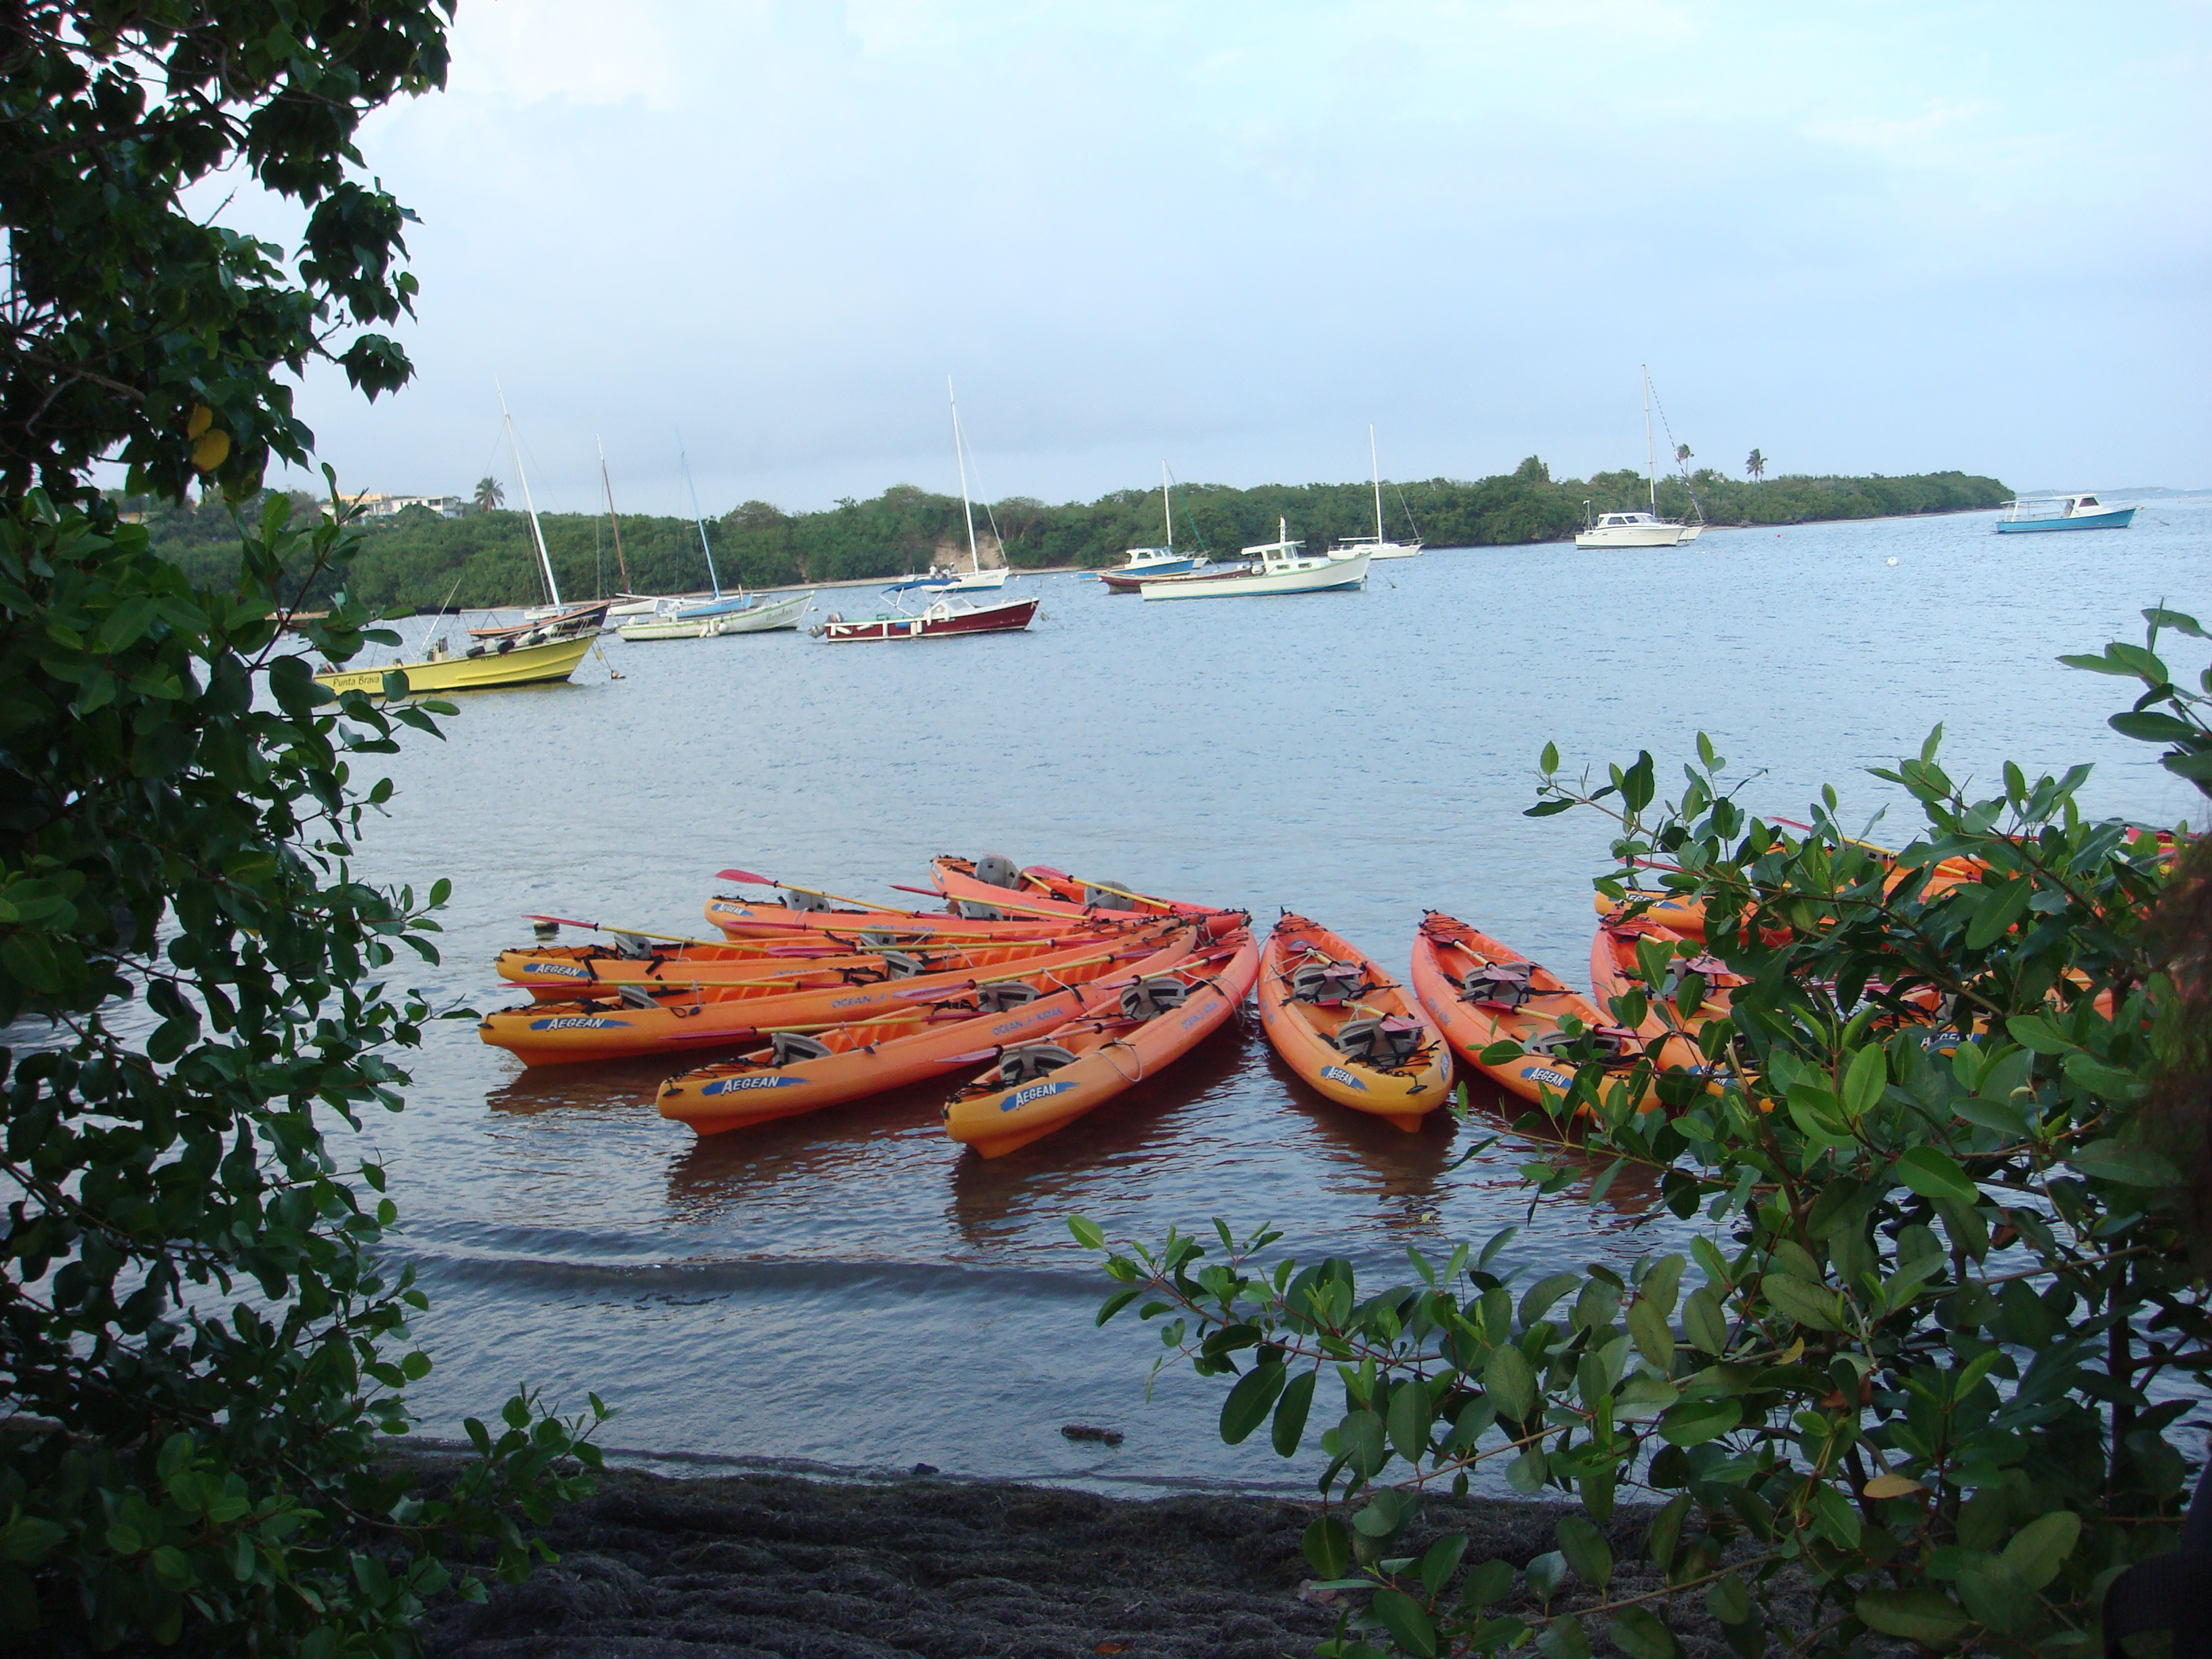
473, 475, 504, 513
1676, 444, 1693, 468
1745, 449, 1766, 482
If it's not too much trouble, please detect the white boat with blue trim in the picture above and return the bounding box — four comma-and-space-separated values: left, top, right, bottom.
1994, 493, 2136, 533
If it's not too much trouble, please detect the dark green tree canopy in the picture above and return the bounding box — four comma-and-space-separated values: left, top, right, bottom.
0, 2, 453, 502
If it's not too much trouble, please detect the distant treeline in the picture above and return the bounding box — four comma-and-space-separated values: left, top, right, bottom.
144, 460, 2010, 612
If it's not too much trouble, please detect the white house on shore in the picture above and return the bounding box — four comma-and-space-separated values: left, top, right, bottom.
333, 491, 466, 519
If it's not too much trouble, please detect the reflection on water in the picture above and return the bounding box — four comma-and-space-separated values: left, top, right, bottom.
347, 504, 2211, 1483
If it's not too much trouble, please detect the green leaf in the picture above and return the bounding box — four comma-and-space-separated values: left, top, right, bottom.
1524, 1550, 1568, 1605
1681, 1286, 1728, 1356
1607, 1605, 1677, 1659
1067, 1214, 1105, 1249
1856, 1587, 1967, 1643
1303, 1515, 1351, 1578
1656, 1397, 1742, 1446
2145, 607, 2209, 638
2001, 1511, 2080, 1590
2069, 1141, 2179, 1187
1462, 1557, 1514, 1608
1761, 1274, 1841, 1332
1891, 1146, 1979, 1204
1273, 1369, 1317, 1457
1626, 1300, 1674, 1369
1704, 1572, 1750, 1625
1220, 1361, 1287, 1445
1555, 1515, 1613, 1589
1484, 1345, 1536, 1423
1965, 876, 2034, 949
1418, 1534, 1468, 1597
1953, 1554, 2034, 1632
1840, 1044, 1887, 1122
2110, 710, 2200, 742
1340, 1409, 1388, 1477
1537, 1614, 1591, 1659
1095, 1288, 1142, 1326
1386, 1377, 1431, 1462
2005, 1014, 2076, 1055
1519, 1271, 1580, 1329
1372, 1586, 1438, 1658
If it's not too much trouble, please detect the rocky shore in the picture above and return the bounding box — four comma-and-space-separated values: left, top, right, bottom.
411, 1461, 1732, 1659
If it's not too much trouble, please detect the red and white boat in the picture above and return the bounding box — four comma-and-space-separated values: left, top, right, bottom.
811, 593, 1038, 642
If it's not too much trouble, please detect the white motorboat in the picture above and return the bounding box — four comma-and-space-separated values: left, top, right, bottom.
1574, 366, 1703, 549
1994, 493, 2137, 533
1139, 519, 1368, 600
1332, 425, 1425, 560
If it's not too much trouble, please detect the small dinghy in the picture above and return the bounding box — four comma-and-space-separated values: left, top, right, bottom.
1256, 914, 1450, 1130
1410, 912, 1663, 1114
479, 922, 1172, 1067
942, 926, 1262, 1158
657, 928, 1198, 1134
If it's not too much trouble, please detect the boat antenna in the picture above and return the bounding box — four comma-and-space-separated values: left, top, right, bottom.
1370, 424, 1385, 544
1164, 463, 1209, 556
1641, 365, 1657, 518
676, 432, 722, 600
598, 436, 634, 593
497, 379, 562, 609
1160, 459, 1172, 548
949, 376, 981, 573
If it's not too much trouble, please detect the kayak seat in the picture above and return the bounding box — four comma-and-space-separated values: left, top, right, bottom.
782, 886, 832, 913
876, 950, 926, 979
975, 854, 1021, 890
618, 985, 659, 1010
1085, 882, 1139, 912
1460, 962, 1536, 1008
998, 1044, 1077, 1086
976, 981, 1040, 1012
1527, 1027, 1631, 1060
1120, 976, 1189, 1021
1292, 962, 1365, 1005
615, 933, 654, 960
954, 899, 1004, 921
1335, 1015, 1424, 1065
771, 1031, 834, 1066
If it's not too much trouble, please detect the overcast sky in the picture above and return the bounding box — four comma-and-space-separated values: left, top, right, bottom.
253, 0, 2209, 516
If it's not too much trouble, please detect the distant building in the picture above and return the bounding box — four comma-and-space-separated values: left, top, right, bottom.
333, 491, 466, 519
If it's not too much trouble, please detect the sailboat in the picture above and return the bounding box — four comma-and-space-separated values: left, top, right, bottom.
1331, 426, 1425, 560
1574, 367, 1704, 550
1097, 463, 1205, 590
618, 446, 815, 640
888, 382, 1015, 596
470, 387, 609, 640
598, 441, 687, 620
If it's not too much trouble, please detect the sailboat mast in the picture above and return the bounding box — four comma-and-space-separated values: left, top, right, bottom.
678, 441, 722, 599
1161, 460, 1172, 548
1642, 365, 1657, 516
1370, 424, 1385, 543
949, 377, 980, 573
498, 380, 561, 609
597, 436, 632, 593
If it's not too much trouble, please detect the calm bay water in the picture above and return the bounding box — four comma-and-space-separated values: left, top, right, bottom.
350, 501, 2207, 1491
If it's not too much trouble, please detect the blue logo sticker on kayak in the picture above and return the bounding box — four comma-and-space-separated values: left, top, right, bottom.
1002, 1080, 1078, 1112
830, 994, 878, 1008
1521, 1065, 1574, 1090
701, 1073, 805, 1096
1320, 1064, 1368, 1090
528, 1016, 630, 1031
529, 962, 588, 977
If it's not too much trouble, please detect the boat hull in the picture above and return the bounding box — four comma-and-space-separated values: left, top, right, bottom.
1994, 508, 2136, 532
815, 596, 1038, 641
313, 632, 597, 695
1574, 523, 1690, 548
705, 895, 1078, 943
621, 590, 815, 639
1139, 551, 1369, 600
469, 600, 611, 640
943, 930, 1261, 1157
1256, 914, 1450, 1128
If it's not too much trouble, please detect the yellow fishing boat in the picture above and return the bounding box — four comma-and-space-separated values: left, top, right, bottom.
312, 629, 599, 696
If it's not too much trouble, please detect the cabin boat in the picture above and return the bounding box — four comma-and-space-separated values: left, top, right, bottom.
1994, 494, 2136, 533
1574, 510, 1694, 549
812, 592, 1039, 642
314, 628, 598, 696
1138, 519, 1367, 600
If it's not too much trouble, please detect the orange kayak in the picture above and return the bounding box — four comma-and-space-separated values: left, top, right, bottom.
480, 922, 1174, 1067
930, 855, 1229, 924
942, 927, 1263, 1158
497, 930, 1101, 1001
1256, 914, 1451, 1130
658, 927, 1200, 1134
705, 890, 1076, 943
1410, 912, 1668, 1112
1589, 918, 1743, 1060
